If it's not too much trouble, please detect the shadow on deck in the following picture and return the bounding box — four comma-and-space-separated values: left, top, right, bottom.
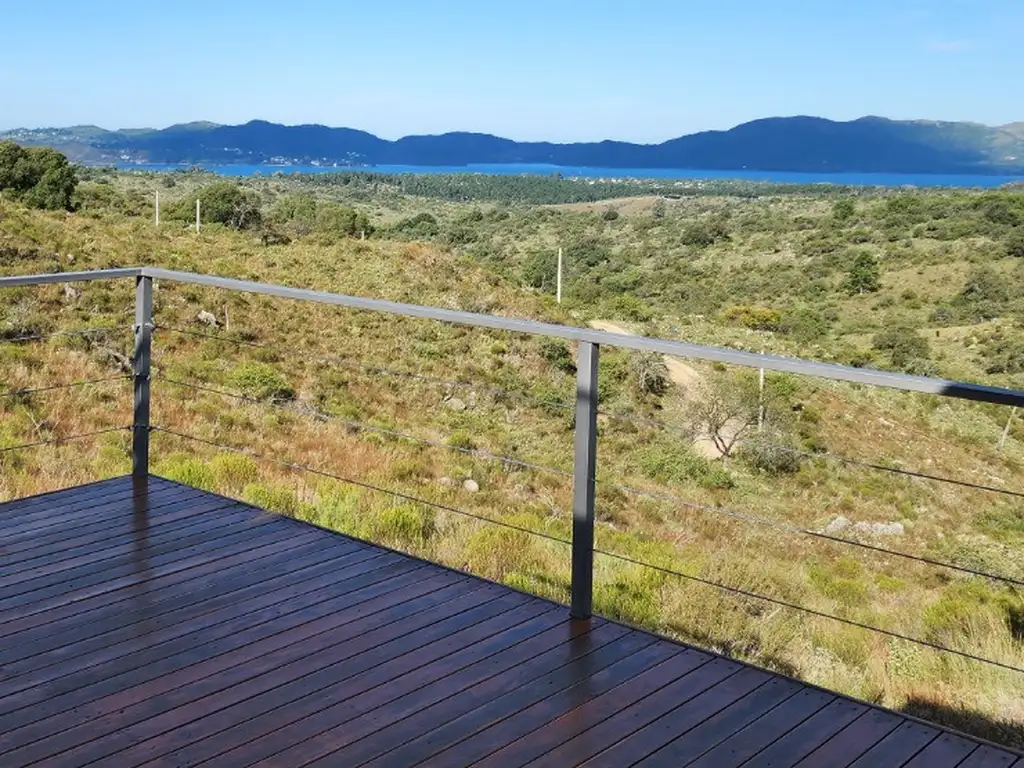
1, 476, 1020, 767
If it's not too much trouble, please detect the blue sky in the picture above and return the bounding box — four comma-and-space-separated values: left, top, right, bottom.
1, 1, 1021, 142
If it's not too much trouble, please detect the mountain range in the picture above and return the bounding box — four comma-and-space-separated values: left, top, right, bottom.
3, 116, 1024, 175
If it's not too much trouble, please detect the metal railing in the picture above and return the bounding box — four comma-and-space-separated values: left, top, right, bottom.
5, 266, 1024, 626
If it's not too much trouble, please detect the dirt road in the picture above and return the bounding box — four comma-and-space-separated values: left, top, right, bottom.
590, 320, 730, 459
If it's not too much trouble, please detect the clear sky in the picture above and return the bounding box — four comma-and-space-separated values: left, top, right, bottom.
1, 0, 1021, 142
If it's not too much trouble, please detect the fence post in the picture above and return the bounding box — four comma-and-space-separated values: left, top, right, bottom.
133, 275, 153, 476
571, 341, 599, 619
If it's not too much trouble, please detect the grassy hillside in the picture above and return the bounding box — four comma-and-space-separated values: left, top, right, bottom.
3, 175, 1024, 747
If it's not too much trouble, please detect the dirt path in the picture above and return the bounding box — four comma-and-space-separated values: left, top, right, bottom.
590, 320, 704, 390
590, 320, 728, 459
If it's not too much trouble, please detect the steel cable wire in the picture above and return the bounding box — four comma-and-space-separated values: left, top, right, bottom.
0, 327, 127, 344
152, 376, 572, 478
0, 426, 131, 455
0, 376, 131, 400
153, 324, 575, 413
602, 479, 1024, 588
592, 545, 1024, 676
598, 408, 1024, 499
150, 425, 1024, 677
149, 426, 574, 548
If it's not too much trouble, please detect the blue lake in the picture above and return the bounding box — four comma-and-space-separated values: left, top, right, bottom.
120, 162, 1024, 189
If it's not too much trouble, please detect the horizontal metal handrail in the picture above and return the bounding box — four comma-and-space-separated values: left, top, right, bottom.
3, 266, 1024, 407
4, 265, 1024, 641
0, 268, 142, 287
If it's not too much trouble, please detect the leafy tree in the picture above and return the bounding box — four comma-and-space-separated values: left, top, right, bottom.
684, 372, 775, 458
0, 141, 77, 210
1007, 229, 1024, 259
980, 196, 1022, 227
564, 236, 611, 267
844, 251, 881, 295
833, 199, 856, 222
680, 219, 729, 247
392, 212, 439, 238
175, 182, 262, 230
268, 193, 317, 235
521, 251, 557, 291
317, 203, 372, 239
955, 265, 1009, 320
872, 326, 930, 371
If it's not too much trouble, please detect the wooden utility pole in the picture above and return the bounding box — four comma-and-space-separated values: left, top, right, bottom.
758, 354, 766, 432
196, 199, 201, 234
155, 191, 160, 227
557, 247, 563, 304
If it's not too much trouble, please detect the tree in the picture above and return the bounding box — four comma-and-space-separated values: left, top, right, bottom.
630, 352, 669, 397
833, 199, 856, 222
0, 141, 77, 210
684, 373, 760, 458
521, 251, 557, 291
680, 218, 729, 247
174, 182, 262, 230
955, 265, 1008, 320
844, 251, 881, 295
872, 326, 930, 371
1007, 229, 1024, 259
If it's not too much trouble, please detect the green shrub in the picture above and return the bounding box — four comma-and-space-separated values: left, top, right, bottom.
739, 434, 803, 475
447, 430, 477, 451
465, 525, 537, 581
780, 307, 831, 342
833, 199, 856, 222
392, 212, 439, 238
595, 566, 665, 626
638, 442, 734, 490
872, 326, 930, 371
955, 266, 1009, 320
538, 338, 575, 374
367, 504, 435, 549
521, 251, 556, 290
721, 305, 783, 332
609, 294, 654, 322
230, 362, 294, 402
844, 251, 881, 295
1007, 229, 1024, 259
922, 581, 997, 644
807, 557, 869, 608
210, 453, 260, 493
629, 351, 669, 397
242, 483, 300, 515
172, 181, 262, 230
0, 141, 77, 210
155, 455, 216, 491
680, 219, 729, 247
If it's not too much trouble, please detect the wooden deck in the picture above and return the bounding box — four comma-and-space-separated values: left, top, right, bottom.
0, 476, 1019, 768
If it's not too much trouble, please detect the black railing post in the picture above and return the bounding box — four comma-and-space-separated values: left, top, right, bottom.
571, 341, 599, 619
132, 275, 153, 476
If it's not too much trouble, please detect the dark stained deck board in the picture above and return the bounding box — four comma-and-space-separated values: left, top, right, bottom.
897, 731, 982, 767
958, 745, 1023, 767
0, 477, 1019, 768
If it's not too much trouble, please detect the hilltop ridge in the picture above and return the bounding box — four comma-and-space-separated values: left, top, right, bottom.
4, 115, 1024, 174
